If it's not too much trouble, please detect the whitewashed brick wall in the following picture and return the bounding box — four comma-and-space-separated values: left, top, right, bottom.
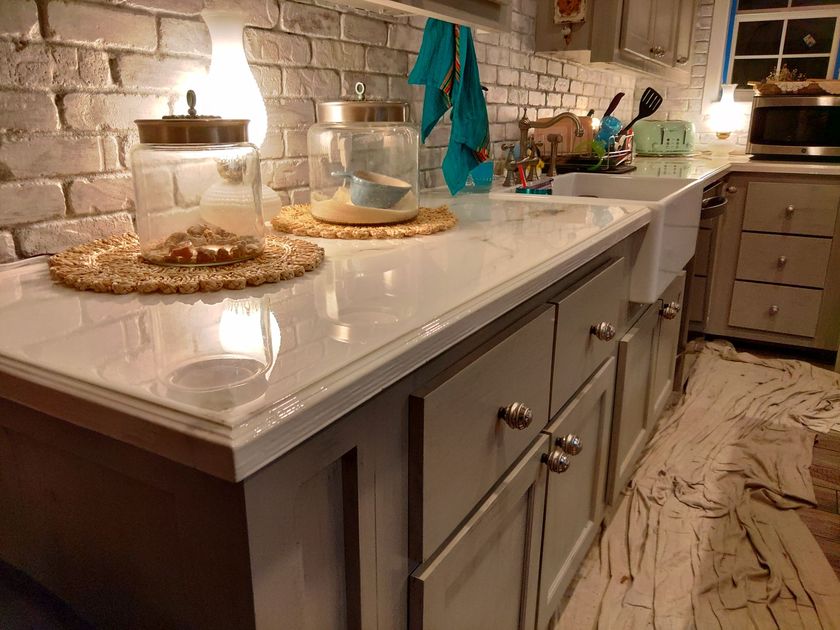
0, 0, 717, 262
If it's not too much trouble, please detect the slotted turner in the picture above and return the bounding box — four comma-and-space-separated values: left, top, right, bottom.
618, 87, 662, 136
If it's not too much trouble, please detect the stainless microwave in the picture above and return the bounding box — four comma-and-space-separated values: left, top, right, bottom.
746, 95, 840, 159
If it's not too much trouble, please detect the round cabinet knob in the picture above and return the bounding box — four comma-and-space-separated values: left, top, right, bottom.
777, 255, 787, 268
726, 185, 737, 194
590, 322, 616, 342
660, 301, 682, 320
498, 402, 533, 430
557, 434, 583, 456
543, 448, 570, 474
785, 205, 795, 217
676, 55, 689, 64
769, 305, 780, 315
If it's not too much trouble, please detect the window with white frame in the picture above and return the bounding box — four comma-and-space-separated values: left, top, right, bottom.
723, 0, 840, 90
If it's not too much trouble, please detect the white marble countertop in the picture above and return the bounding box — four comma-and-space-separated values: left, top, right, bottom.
0, 155, 837, 480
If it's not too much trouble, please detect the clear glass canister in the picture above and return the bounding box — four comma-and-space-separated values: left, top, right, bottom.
308, 82, 419, 224
132, 103, 265, 266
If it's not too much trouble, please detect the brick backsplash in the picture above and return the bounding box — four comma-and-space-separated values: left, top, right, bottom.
0, 0, 713, 261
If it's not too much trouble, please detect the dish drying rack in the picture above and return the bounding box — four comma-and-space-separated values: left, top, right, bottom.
552, 132, 635, 174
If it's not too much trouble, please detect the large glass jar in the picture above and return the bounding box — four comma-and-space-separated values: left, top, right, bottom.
308, 82, 419, 224
132, 104, 264, 266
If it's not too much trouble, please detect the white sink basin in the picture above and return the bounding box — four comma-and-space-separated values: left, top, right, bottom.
488, 173, 704, 303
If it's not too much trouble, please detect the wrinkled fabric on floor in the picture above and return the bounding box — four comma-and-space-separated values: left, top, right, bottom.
560, 340, 840, 629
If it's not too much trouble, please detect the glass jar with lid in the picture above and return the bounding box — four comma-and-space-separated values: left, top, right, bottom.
308, 82, 419, 224
131, 91, 265, 266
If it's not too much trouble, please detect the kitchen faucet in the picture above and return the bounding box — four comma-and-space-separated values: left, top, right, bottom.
518, 110, 585, 178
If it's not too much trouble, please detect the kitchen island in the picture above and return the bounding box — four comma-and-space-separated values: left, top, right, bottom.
1, 156, 837, 629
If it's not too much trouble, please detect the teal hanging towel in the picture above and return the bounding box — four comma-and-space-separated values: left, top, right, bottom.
408, 19, 490, 195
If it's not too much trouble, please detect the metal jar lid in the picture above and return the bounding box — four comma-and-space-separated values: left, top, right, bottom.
317, 82, 410, 124
135, 90, 249, 144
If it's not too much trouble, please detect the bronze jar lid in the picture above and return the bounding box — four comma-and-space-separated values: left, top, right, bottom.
135, 90, 250, 144
317, 81, 410, 124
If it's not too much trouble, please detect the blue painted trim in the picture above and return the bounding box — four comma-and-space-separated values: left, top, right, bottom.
720, 0, 740, 90
834, 33, 840, 78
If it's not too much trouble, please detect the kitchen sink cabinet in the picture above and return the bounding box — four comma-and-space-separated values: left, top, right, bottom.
535, 0, 698, 83
650, 273, 686, 420
339, 0, 511, 31
694, 172, 840, 352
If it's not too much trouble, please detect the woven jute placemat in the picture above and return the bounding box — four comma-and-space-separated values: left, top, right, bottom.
49, 233, 325, 294
270, 204, 457, 239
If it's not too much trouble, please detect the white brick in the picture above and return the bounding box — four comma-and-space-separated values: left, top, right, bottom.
498, 67, 519, 86
311, 40, 365, 71
69, 176, 134, 215
342, 14, 387, 46
260, 130, 284, 158
520, 72, 538, 89
52, 47, 112, 88
0, 182, 65, 225
554, 77, 570, 92
0, 0, 39, 37
0, 230, 16, 263
17, 212, 134, 256
117, 54, 208, 89
204, 0, 279, 28
0, 43, 109, 90
245, 29, 311, 65
251, 65, 283, 98
160, 18, 211, 56
63, 93, 168, 130
284, 68, 339, 98
265, 98, 315, 128
48, 2, 157, 50
341, 72, 387, 99
0, 136, 117, 178
281, 3, 339, 38
0, 92, 58, 131
261, 158, 308, 189
486, 46, 509, 66
124, 0, 203, 14
366, 47, 407, 75
283, 129, 307, 158
388, 24, 422, 52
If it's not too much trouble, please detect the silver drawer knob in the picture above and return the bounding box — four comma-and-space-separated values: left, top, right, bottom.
543, 448, 570, 474
590, 322, 616, 341
660, 301, 681, 320
498, 402, 533, 430
676, 55, 688, 64
557, 434, 582, 456
769, 304, 780, 315
785, 205, 795, 216
726, 185, 737, 194
777, 256, 787, 268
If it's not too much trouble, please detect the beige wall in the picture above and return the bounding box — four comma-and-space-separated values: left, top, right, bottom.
0, 0, 721, 261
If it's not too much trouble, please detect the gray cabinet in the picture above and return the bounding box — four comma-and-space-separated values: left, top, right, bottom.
341, 0, 511, 31
536, 0, 697, 83
409, 435, 549, 630
536, 358, 616, 630
650, 273, 686, 420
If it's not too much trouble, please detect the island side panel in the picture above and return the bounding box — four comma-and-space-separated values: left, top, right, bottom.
0, 398, 256, 630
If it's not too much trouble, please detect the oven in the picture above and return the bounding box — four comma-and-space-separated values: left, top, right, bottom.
746, 95, 840, 159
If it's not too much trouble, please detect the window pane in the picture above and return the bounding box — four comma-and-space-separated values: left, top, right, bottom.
791, 0, 840, 6
784, 18, 837, 53
735, 20, 784, 55
781, 55, 831, 77
738, 0, 787, 8
732, 58, 779, 86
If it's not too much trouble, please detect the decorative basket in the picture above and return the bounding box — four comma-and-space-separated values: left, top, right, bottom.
749, 79, 840, 96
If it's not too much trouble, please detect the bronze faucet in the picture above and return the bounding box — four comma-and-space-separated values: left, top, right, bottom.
518, 110, 584, 178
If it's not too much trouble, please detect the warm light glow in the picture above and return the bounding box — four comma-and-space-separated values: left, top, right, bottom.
201, 10, 267, 148
707, 84, 741, 136
218, 299, 273, 358
590, 116, 601, 131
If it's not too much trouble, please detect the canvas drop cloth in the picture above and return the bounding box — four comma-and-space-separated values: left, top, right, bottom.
560, 340, 840, 629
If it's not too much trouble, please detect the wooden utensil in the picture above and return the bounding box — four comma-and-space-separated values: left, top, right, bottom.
618, 88, 662, 136
603, 92, 625, 118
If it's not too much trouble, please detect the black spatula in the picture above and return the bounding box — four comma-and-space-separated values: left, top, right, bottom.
618, 87, 662, 136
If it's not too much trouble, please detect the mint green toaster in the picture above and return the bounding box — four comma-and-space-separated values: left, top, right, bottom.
633, 120, 696, 156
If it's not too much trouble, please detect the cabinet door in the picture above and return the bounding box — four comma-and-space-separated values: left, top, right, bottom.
652, 0, 677, 65
608, 304, 658, 505
620, 0, 656, 59
650, 273, 686, 420
410, 435, 549, 630
536, 358, 615, 630
357, 0, 511, 31
673, 0, 697, 67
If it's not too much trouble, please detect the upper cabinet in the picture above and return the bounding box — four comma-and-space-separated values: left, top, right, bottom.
536, 0, 698, 83
341, 0, 512, 31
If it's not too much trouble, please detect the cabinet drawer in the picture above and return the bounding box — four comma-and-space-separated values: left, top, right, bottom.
410, 435, 548, 630
735, 233, 831, 288
729, 281, 822, 338
537, 358, 615, 629
743, 182, 840, 237
409, 306, 555, 561
549, 258, 626, 418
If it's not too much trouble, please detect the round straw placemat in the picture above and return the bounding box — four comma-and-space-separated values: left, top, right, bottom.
271, 204, 457, 239
49, 233, 324, 294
